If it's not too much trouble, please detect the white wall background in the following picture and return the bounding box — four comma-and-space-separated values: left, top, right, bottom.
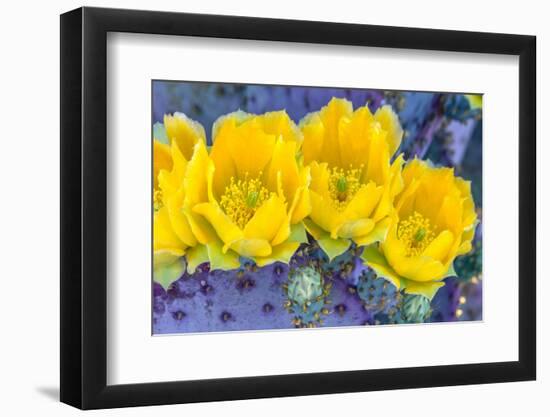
0, 0, 545, 415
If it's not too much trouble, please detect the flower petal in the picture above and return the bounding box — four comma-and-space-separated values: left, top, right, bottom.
227, 119, 276, 178
153, 206, 187, 253
206, 239, 241, 271
265, 138, 300, 201
317, 97, 353, 166
192, 202, 243, 245
361, 244, 402, 289
230, 238, 272, 258
182, 207, 217, 245
374, 105, 403, 157
244, 194, 287, 243
309, 190, 341, 236
153, 256, 186, 290
338, 106, 375, 168
210, 119, 238, 198
337, 218, 375, 239
255, 242, 301, 267
300, 112, 325, 165
183, 141, 210, 206
401, 279, 445, 301
153, 140, 172, 190
343, 181, 383, 220
353, 217, 392, 246
258, 110, 302, 146
186, 244, 209, 274
164, 187, 197, 247
422, 230, 455, 262
364, 126, 390, 186
303, 218, 325, 240
153, 249, 184, 269
164, 112, 206, 160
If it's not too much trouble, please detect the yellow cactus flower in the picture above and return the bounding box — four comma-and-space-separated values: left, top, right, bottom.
153, 113, 240, 288
192, 110, 311, 267
299, 97, 404, 260
465, 94, 482, 110
153, 140, 171, 195
362, 158, 478, 300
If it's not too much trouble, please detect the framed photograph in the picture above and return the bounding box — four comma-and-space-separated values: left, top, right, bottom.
60, 6, 536, 409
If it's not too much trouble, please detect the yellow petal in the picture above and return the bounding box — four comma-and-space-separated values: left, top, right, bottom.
402, 158, 428, 189
317, 97, 353, 166
309, 190, 341, 236
182, 207, 217, 245
153, 140, 172, 190
300, 112, 325, 165
244, 194, 287, 242
157, 140, 189, 198
230, 238, 272, 258
186, 244, 209, 274
210, 118, 238, 198
164, 112, 206, 160
258, 110, 302, 146
397, 256, 447, 282
434, 194, 463, 235
154, 256, 186, 290
289, 166, 312, 224
457, 224, 476, 255
265, 138, 300, 201
361, 244, 402, 289
153, 207, 186, 253
374, 105, 403, 157
402, 279, 445, 301
193, 202, 243, 246
465, 94, 482, 110
455, 177, 477, 228
381, 224, 408, 267
364, 126, 390, 186
422, 230, 455, 263
227, 119, 276, 178
206, 239, 241, 271
255, 242, 301, 267
303, 218, 325, 240
353, 217, 392, 246
164, 187, 197, 247
337, 106, 375, 168
337, 218, 375, 239
343, 181, 383, 220
289, 186, 312, 224
183, 141, 210, 206
389, 154, 405, 197
309, 161, 330, 196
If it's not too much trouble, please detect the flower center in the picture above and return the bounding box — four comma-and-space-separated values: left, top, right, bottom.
397, 211, 435, 257
328, 165, 363, 211
220, 173, 270, 229
153, 189, 163, 211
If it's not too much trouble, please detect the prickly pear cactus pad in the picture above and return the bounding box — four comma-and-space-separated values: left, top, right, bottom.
152, 81, 482, 334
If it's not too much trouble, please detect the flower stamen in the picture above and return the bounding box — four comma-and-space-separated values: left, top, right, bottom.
328, 165, 363, 210
220, 173, 270, 229
397, 211, 435, 257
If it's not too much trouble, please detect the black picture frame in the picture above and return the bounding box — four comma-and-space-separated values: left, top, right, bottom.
60, 6, 536, 410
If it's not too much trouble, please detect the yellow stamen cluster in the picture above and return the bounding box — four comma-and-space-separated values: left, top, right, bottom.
153, 190, 163, 211
220, 173, 270, 229
327, 165, 363, 211
397, 211, 435, 257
